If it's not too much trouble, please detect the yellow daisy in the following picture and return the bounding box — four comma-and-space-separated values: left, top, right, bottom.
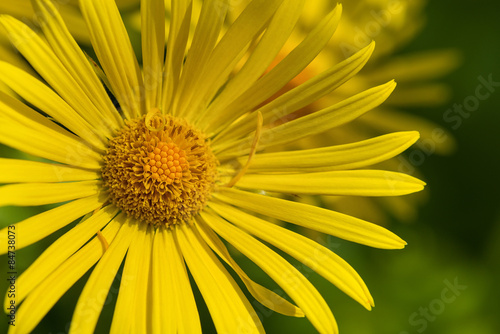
0, 0, 425, 333
261, 0, 460, 224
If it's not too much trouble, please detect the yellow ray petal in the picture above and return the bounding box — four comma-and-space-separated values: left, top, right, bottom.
80, 0, 145, 119
241, 131, 419, 172
13, 205, 118, 308
207, 4, 342, 136
0, 15, 114, 137
111, 223, 153, 334
196, 215, 305, 317
215, 81, 396, 159
175, 223, 264, 334
151, 226, 201, 334
214, 188, 406, 249
0, 91, 102, 169
200, 211, 338, 334
202, 0, 305, 128
162, 0, 192, 111
236, 170, 424, 196
9, 218, 122, 334
0, 61, 106, 151
174, 0, 228, 117
32, 0, 123, 131
0, 158, 99, 183
208, 201, 374, 309
141, 0, 165, 110
184, 0, 285, 122
70, 217, 137, 334
0, 194, 107, 254
212, 40, 374, 141
0, 180, 101, 206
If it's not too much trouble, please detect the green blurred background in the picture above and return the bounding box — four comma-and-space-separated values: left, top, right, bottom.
1, 0, 499, 333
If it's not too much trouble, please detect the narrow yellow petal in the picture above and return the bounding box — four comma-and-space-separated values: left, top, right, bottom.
0, 91, 102, 169
32, 0, 123, 131
80, 0, 145, 119
174, 0, 228, 117
236, 170, 425, 196
215, 81, 397, 159
0, 61, 106, 151
10, 218, 122, 334
14, 205, 118, 308
0, 158, 99, 183
151, 226, 201, 334
141, 0, 165, 110
200, 211, 338, 334
0, 15, 114, 137
240, 131, 420, 172
162, 0, 192, 112
111, 223, 153, 334
184, 0, 285, 122
207, 4, 342, 136
212, 39, 374, 140
70, 216, 137, 334
175, 223, 264, 334
0, 180, 101, 206
201, 0, 304, 129
209, 201, 374, 309
196, 215, 305, 317
215, 188, 407, 249
0, 194, 107, 254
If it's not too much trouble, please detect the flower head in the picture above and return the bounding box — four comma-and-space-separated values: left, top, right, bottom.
0, 0, 424, 333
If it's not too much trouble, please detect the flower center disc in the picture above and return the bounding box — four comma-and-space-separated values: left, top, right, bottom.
102, 113, 217, 226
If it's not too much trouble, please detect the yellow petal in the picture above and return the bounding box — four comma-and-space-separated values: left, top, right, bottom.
140, 0, 165, 110
175, 223, 264, 334
13, 205, 118, 308
196, 215, 305, 317
241, 131, 420, 172
151, 226, 201, 334
200, 211, 338, 334
208, 201, 374, 309
0, 158, 99, 183
202, 0, 305, 129
0, 61, 106, 151
208, 4, 342, 136
70, 216, 137, 334
32, 0, 123, 131
174, 0, 228, 117
183, 0, 285, 121
215, 188, 406, 249
0, 91, 102, 169
0, 180, 101, 206
162, 0, 192, 111
10, 218, 122, 334
0, 194, 107, 254
111, 223, 153, 334
0, 15, 114, 138
212, 40, 374, 141
80, 0, 145, 119
236, 169, 425, 196
215, 81, 397, 159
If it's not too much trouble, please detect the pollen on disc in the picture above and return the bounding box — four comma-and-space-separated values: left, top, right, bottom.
148, 141, 189, 183
101, 114, 218, 227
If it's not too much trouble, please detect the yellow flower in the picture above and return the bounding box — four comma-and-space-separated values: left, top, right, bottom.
0, 0, 424, 333
265, 0, 460, 224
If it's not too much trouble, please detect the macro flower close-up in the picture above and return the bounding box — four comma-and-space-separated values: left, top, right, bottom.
0, 0, 430, 333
